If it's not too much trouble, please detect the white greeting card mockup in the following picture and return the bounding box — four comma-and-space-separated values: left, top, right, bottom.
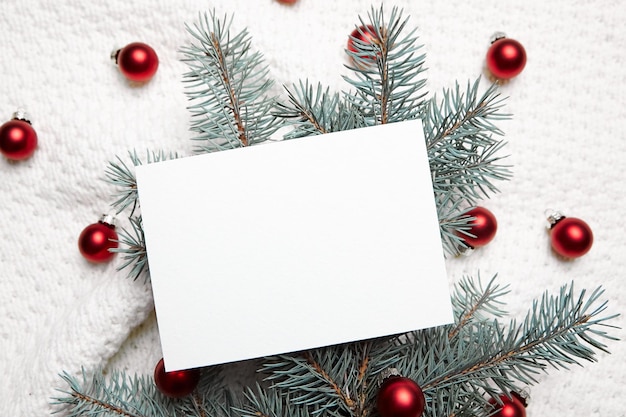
136, 119, 453, 371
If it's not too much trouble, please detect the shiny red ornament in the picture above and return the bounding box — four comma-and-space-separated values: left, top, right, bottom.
113, 42, 159, 82
548, 213, 593, 258
347, 25, 379, 59
0, 112, 38, 161
154, 358, 201, 398
78, 215, 118, 263
489, 393, 527, 417
460, 206, 498, 248
377, 376, 425, 417
486, 37, 527, 80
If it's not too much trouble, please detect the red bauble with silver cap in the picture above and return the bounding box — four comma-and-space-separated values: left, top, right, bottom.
78, 215, 119, 263
0, 109, 38, 161
547, 210, 593, 258
459, 206, 498, 249
112, 42, 159, 82
377, 369, 425, 417
153, 358, 201, 398
486, 33, 527, 80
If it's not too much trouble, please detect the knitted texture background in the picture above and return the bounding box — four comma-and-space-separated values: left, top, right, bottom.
1, 0, 624, 415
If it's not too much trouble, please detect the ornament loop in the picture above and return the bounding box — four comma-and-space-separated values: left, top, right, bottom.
100, 213, 117, 227
490, 31, 507, 44
110, 48, 121, 64
514, 389, 530, 407
545, 209, 565, 229
378, 367, 401, 386
12, 107, 31, 124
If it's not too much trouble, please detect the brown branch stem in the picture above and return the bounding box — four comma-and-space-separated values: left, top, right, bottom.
448, 289, 493, 340
211, 33, 248, 146
424, 314, 591, 390
426, 102, 487, 151
356, 343, 371, 417
304, 352, 355, 410
72, 392, 143, 417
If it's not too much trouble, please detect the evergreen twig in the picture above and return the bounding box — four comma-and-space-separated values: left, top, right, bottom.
55, 277, 618, 417
112, 216, 148, 282
181, 11, 282, 153
104, 150, 179, 216
274, 80, 367, 138
343, 6, 427, 125
424, 80, 512, 255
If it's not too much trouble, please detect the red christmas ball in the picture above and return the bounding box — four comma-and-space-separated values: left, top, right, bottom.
486, 37, 526, 80
377, 376, 425, 417
115, 42, 159, 82
154, 358, 201, 398
347, 25, 379, 59
550, 216, 593, 258
0, 118, 38, 161
78, 217, 118, 263
460, 206, 498, 248
489, 393, 527, 417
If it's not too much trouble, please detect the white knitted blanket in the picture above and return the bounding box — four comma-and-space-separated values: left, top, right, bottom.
1, 1, 624, 415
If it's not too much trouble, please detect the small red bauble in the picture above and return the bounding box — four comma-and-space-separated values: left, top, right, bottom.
0, 110, 38, 161
347, 25, 379, 60
460, 206, 498, 248
486, 36, 527, 80
547, 212, 593, 258
113, 42, 159, 82
78, 215, 118, 263
154, 358, 201, 398
489, 392, 527, 417
377, 376, 425, 417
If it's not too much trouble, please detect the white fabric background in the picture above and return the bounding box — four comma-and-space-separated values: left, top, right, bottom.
1, 0, 624, 416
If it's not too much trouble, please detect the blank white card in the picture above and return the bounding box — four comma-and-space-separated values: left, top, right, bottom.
136, 119, 453, 371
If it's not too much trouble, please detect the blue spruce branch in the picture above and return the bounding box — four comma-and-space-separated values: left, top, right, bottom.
105, 150, 178, 281
111, 215, 148, 282
55, 276, 618, 417
104, 150, 180, 216
181, 11, 283, 152
274, 80, 367, 138
344, 6, 427, 125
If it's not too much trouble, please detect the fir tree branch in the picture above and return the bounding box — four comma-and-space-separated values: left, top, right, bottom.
240, 386, 315, 417
112, 215, 148, 282
421, 283, 618, 394
344, 6, 427, 126
448, 274, 509, 339
69, 392, 143, 417
355, 343, 370, 416
274, 80, 368, 139
56, 277, 618, 417
104, 150, 180, 216
304, 351, 355, 411
424, 80, 508, 151
276, 81, 331, 135
182, 11, 282, 153
425, 80, 511, 255
104, 155, 139, 215
262, 341, 402, 417
192, 393, 208, 417
53, 369, 175, 417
